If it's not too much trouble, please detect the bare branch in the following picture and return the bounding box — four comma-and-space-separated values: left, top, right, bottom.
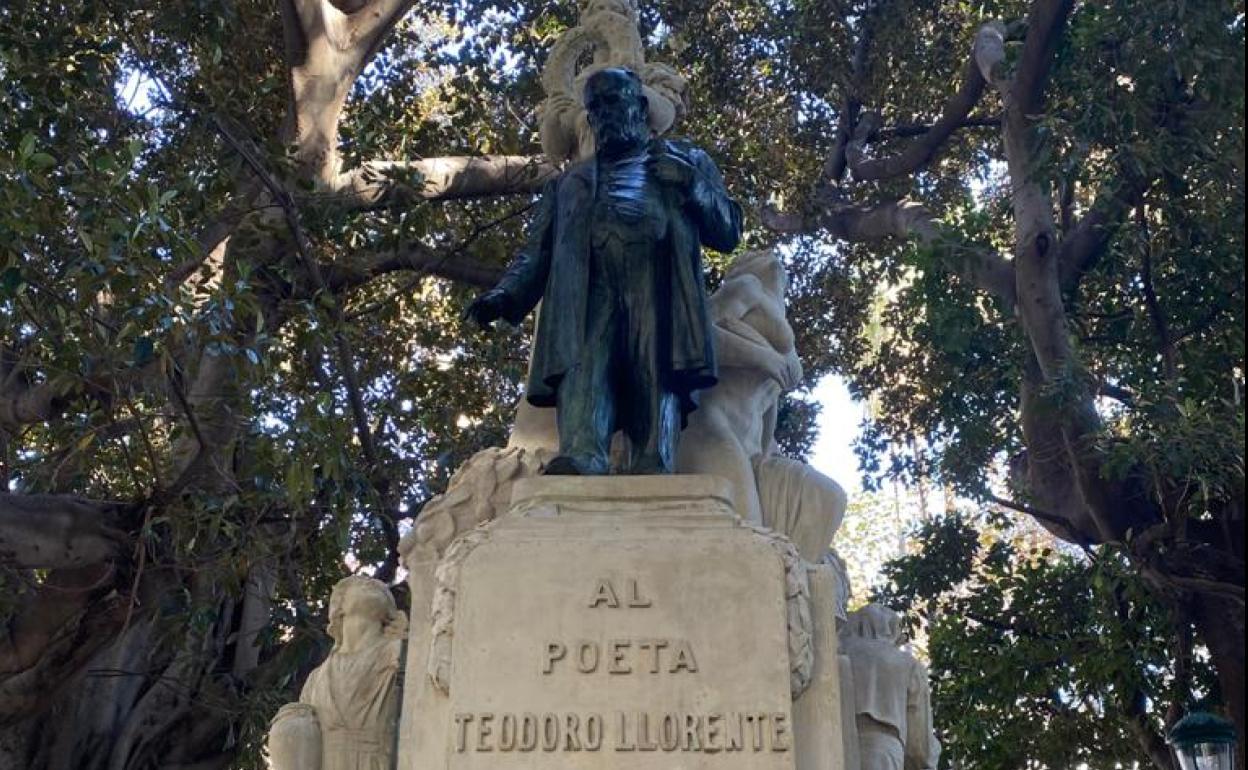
846, 54, 989, 181
975, 22, 1011, 91
1013, 0, 1075, 115
822, 0, 882, 184
329, 155, 557, 209
279, 0, 416, 182
329, 202, 534, 302
344, 0, 417, 60
0, 380, 69, 433
986, 493, 1082, 532
326, 244, 505, 292
1059, 173, 1149, 291
763, 200, 1015, 301
1098, 382, 1136, 406
0, 493, 131, 569
872, 116, 1000, 140
1138, 208, 1179, 384
758, 206, 809, 234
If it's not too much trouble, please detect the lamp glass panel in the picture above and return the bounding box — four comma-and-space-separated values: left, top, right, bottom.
1176, 744, 1234, 770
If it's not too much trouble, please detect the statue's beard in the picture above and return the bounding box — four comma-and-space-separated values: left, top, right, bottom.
593, 116, 648, 156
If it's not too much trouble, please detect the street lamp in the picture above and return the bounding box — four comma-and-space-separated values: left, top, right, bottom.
1168, 711, 1238, 770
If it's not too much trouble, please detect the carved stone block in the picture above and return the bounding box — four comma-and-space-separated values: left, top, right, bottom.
400, 475, 807, 770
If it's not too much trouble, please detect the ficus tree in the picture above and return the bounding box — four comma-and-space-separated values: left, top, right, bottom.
0, 0, 1242, 767
873, 512, 1220, 770
753, 0, 1245, 759
1, 1, 555, 765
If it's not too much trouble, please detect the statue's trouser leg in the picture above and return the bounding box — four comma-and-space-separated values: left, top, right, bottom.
618, 273, 679, 474
554, 282, 617, 475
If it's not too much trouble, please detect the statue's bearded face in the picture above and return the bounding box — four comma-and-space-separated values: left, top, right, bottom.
584, 69, 649, 156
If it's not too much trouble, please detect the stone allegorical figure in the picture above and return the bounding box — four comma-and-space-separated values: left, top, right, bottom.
465, 67, 742, 475
675, 249, 803, 523
840, 604, 941, 770
267, 576, 406, 770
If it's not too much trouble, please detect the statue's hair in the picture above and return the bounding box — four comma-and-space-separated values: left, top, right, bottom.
585, 66, 644, 91
725, 248, 785, 284
844, 603, 904, 644
583, 67, 648, 112
326, 575, 405, 649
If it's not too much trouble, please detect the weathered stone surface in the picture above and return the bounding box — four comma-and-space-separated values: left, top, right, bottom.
840, 604, 940, 770
792, 561, 849, 770
676, 249, 803, 525
401, 475, 801, 770
268, 576, 405, 770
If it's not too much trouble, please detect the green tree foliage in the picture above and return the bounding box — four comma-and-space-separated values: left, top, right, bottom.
875, 513, 1218, 770
0, 0, 1242, 766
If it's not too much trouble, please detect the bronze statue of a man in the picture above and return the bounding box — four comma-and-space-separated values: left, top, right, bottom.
466, 67, 742, 475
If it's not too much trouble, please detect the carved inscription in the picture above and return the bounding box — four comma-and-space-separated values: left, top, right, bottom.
542, 579, 699, 676
541, 639, 698, 675
453, 575, 792, 760
588, 578, 652, 609
453, 712, 792, 754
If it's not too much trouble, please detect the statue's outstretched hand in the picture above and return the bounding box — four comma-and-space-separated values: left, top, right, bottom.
463, 289, 510, 329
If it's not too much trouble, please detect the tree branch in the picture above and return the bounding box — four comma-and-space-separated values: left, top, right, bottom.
986, 493, 1082, 532
846, 53, 988, 181
331, 245, 504, 291
1098, 382, 1136, 406
279, 0, 416, 183
1013, 0, 1076, 116
872, 116, 1000, 140
328, 155, 557, 209
822, 0, 881, 185
0, 380, 70, 434
1137, 207, 1179, 384
1014, 353, 1111, 545
1059, 173, 1149, 291
763, 199, 1016, 302
974, 22, 1011, 91
0, 493, 131, 569
344, 0, 417, 61
0, 567, 128, 719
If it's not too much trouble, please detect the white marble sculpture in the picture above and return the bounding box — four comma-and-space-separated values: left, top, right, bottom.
268, 576, 406, 770
840, 604, 941, 770
755, 453, 848, 562
675, 249, 802, 524
405, 445, 554, 561
822, 547, 853, 626
673, 249, 847, 564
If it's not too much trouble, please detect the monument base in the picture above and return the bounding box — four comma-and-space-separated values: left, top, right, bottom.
399, 475, 844, 770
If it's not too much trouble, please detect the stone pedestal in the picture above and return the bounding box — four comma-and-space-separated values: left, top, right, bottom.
400, 475, 842, 770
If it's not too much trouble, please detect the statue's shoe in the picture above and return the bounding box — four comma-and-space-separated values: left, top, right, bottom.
543, 455, 584, 475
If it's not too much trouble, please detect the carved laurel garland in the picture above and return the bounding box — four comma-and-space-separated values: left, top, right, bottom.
742, 523, 815, 699
426, 524, 494, 694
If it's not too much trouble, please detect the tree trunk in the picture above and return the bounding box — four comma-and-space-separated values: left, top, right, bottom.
1191, 595, 1247, 767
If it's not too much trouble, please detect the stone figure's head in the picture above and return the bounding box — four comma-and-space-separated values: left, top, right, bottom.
580, 0, 639, 19
327, 576, 405, 651
844, 603, 905, 645
584, 68, 650, 157
725, 249, 788, 299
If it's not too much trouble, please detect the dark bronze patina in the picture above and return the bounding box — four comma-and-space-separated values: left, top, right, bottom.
466, 68, 742, 474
